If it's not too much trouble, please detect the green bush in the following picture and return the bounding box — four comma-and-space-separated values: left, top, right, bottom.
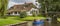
20, 11, 27, 18
32, 12, 36, 17
32, 11, 37, 17
38, 14, 43, 17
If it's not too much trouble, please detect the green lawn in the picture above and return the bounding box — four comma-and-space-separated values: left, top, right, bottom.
7, 16, 60, 21
7, 16, 46, 21
0, 19, 23, 26
20, 16, 46, 21
57, 18, 60, 22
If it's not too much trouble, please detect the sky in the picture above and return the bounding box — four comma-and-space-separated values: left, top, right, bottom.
8, 0, 36, 8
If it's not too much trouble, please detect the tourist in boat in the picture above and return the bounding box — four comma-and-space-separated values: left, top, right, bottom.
33, 19, 44, 26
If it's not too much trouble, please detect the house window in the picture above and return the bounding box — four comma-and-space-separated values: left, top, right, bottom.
8, 13, 10, 15
15, 12, 17, 14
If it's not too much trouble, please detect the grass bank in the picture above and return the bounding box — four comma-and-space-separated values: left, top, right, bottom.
0, 19, 23, 26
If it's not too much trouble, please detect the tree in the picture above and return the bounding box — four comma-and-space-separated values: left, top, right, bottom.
38, 0, 60, 16
0, 0, 8, 18
38, 0, 60, 26
38, 0, 49, 17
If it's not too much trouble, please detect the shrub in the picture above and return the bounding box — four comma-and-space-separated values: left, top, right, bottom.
38, 13, 43, 17
32, 10, 37, 17
20, 11, 27, 18
32, 12, 36, 17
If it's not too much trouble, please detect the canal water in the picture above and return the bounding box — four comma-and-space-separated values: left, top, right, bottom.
27, 21, 60, 26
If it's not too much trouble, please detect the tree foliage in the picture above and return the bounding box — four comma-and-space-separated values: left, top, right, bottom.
38, 0, 60, 26
0, 0, 8, 18
38, 0, 60, 16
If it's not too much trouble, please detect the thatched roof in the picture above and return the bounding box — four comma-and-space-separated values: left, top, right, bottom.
7, 3, 36, 13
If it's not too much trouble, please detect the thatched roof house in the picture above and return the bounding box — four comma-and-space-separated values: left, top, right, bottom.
7, 2, 37, 15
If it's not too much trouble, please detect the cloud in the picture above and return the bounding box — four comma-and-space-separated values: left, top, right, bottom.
8, 1, 15, 8
8, 1, 24, 8
10, 0, 36, 3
